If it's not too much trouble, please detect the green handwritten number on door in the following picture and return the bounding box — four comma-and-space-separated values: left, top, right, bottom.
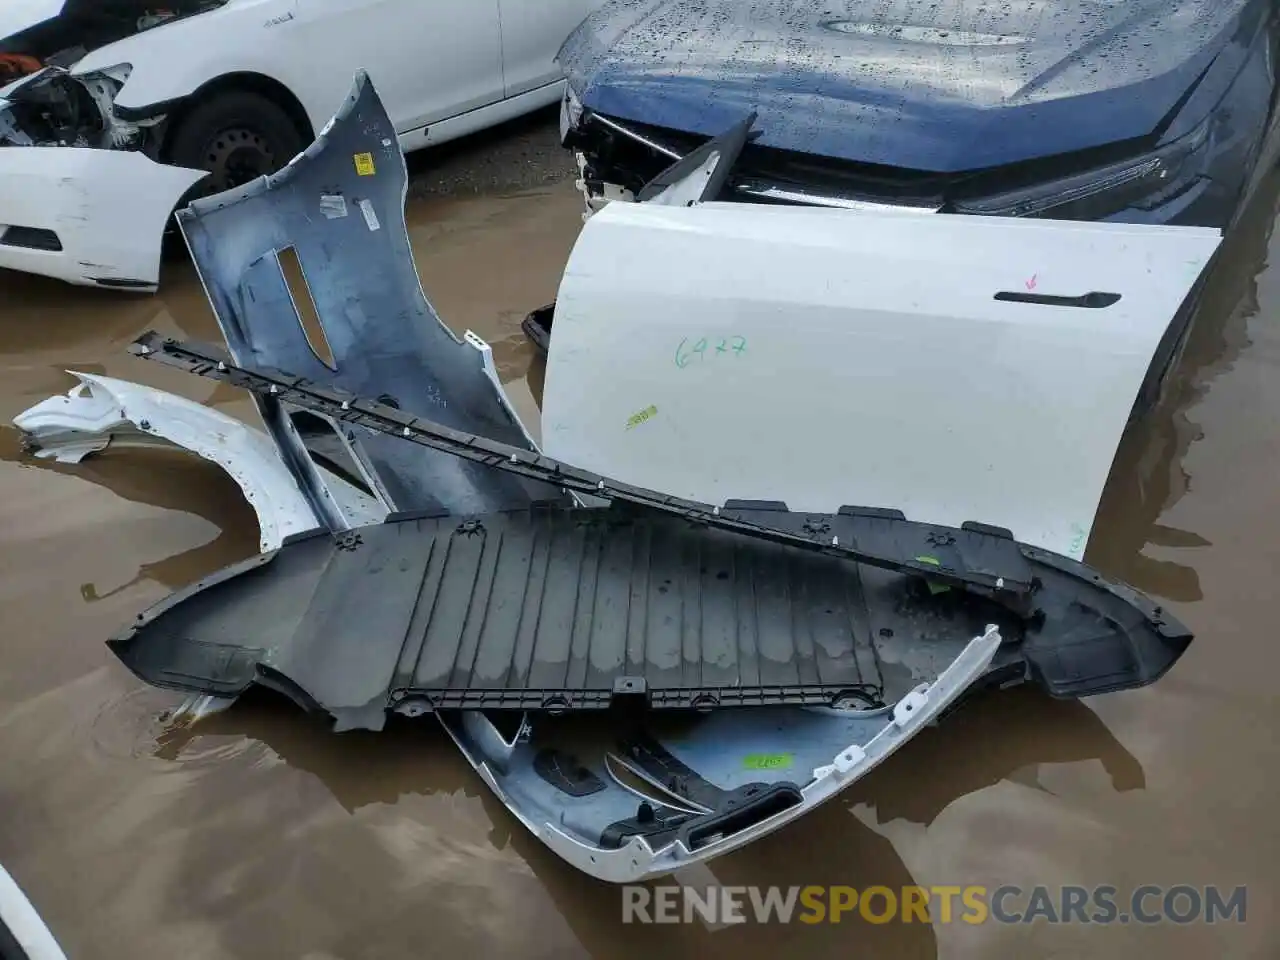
675, 335, 747, 368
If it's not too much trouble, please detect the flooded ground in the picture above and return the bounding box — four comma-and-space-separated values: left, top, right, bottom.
0, 116, 1277, 958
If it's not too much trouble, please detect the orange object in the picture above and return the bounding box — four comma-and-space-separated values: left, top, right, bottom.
0, 54, 43, 83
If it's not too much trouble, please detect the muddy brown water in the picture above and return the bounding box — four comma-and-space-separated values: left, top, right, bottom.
1, 168, 1277, 958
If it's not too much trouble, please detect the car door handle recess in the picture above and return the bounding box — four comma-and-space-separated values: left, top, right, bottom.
993, 290, 1121, 308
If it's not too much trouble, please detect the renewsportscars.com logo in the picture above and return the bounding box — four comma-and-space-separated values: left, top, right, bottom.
621, 884, 1248, 926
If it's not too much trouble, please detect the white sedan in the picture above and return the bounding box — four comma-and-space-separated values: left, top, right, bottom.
0, 0, 600, 291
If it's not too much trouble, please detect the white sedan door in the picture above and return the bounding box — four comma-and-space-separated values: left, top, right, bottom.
293, 0, 504, 134
497, 0, 600, 97
541, 201, 1223, 561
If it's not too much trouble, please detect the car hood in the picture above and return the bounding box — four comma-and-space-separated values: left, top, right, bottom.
559, 0, 1255, 172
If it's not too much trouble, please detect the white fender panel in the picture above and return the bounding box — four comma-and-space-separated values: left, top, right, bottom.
541, 201, 1222, 558
13, 372, 326, 551
0, 148, 205, 289
0, 861, 67, 960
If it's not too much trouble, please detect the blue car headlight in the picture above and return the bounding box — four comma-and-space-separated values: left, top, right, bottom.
953, 115, 1213, 219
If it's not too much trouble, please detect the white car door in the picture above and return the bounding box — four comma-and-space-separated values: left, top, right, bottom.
293, 0, 504, 134
541, 201, 1223, 562
497, 0, 599, 97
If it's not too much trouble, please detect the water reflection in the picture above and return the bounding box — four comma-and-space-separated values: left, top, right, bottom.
0, 426, 259, 599
1089, 170, 1280, 598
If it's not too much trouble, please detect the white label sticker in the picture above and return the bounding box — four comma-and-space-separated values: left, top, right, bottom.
358, 198, 380, 232
319, 194, 348, 219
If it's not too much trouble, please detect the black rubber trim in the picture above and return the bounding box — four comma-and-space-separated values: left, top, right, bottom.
92, 277, 152, 289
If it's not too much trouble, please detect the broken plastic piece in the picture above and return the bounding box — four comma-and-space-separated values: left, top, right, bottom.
12, 371, 382, 551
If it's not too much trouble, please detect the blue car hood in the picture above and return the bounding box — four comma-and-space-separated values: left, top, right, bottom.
559, 0, 1254, 172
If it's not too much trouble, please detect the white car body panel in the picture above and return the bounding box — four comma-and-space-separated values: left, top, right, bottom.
0, 148, 206, 289
540, 201, 1222, 559
497, 0, 597, 97
0, 860, 67, 960
418, 80, 566, 148
10, 371, 387, 551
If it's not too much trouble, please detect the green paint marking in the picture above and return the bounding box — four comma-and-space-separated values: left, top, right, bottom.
743, 753, 793, 770
914, 555, 951, 595
625, 404, 658, 430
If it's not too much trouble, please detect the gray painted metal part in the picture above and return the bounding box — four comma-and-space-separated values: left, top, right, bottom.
176, 70, 564, 528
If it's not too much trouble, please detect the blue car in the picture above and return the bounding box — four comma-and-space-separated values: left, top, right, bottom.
554, 0, 1280, 405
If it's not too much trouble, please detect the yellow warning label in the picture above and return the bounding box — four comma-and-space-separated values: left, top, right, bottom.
353, 152, 376, 176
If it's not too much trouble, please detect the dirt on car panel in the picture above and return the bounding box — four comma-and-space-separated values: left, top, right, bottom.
0, 155, 1277, 959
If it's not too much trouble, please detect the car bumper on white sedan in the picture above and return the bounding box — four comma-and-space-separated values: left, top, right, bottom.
0, 146, 205, 290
